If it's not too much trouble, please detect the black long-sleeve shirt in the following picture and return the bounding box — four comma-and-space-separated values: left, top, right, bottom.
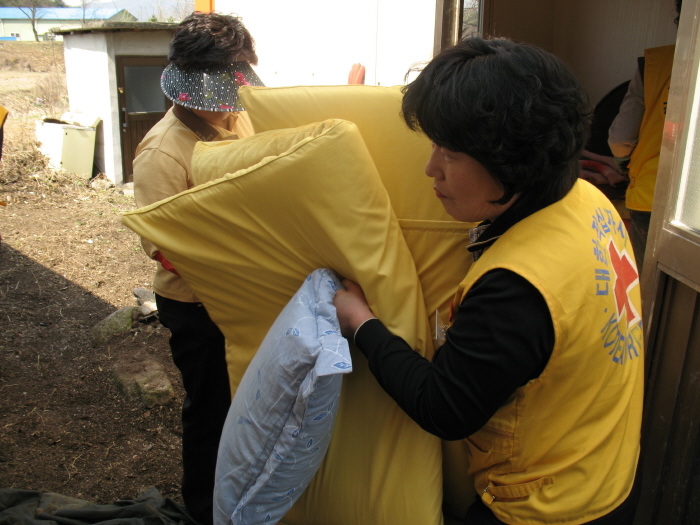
354, 196, 555, 440
355, 269, 553, 440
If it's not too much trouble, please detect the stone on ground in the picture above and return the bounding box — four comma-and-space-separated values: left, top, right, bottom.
91, 306, 138, 346
113, 359, 174, 408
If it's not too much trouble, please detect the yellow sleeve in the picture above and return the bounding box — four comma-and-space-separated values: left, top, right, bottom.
133, 148, 190, 259
0, 105, 8, 128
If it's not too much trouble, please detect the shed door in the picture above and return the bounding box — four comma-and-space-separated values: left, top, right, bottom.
635, 0, 700, 522
116, 56, 172, 183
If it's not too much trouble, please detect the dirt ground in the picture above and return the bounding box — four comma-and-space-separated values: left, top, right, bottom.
0, 42, 186, 505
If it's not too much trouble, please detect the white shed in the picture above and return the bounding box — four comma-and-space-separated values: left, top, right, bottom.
53, 23, 177, 185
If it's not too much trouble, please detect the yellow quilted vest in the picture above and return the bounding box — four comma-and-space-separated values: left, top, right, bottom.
454, 181, 644, 524
626, 44, 675, 212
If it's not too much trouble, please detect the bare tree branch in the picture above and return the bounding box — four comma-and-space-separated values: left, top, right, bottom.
79, 0, 95, 25
6, 0, 65, 40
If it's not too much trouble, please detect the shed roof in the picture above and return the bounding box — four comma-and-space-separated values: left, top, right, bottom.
0, 7, 132, 21
52, 21, 177, 35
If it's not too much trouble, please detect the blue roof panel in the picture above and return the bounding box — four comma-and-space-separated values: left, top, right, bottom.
0, 7, 124, 20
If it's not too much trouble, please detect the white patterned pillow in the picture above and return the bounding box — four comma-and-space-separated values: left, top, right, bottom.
213, 268, 352, 525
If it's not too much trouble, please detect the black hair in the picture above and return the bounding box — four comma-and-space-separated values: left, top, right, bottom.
675, 0, 682, 24
169, 11, 258, 70
402, 37, 591, 207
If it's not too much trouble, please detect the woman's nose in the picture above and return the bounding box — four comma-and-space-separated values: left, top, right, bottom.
425, 146, 440, 179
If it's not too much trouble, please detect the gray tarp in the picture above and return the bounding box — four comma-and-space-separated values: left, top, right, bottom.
0, 487, 197, 525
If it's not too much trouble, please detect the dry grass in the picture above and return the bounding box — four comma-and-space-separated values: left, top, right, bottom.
0, 41, 65, 73
33, 67, 68, 117
0, 128, 48, 186
1, 42, 72, 194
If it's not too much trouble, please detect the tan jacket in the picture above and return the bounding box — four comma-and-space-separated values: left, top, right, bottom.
133, 106, 254, 302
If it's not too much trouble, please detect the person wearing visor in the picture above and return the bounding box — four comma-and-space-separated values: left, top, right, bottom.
132, 11, 263, 525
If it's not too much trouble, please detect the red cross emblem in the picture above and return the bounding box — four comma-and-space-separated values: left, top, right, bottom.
607, 239, 640, 327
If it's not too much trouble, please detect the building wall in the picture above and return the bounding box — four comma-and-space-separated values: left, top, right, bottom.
553, 0, 680, 106
62, 30, 172, 184
36, 19, 73, 40
214, 0, 678, 102
0, 19, 34, 40
485, 0, 680, 105
213, 0, 436, 87
0, 18, 80, 41
63, 33, 113, 176
483, 0, 556, 50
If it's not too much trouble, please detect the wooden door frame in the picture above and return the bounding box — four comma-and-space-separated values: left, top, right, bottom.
434, 0, 464, 54
635, 0, 700, 522
115, 55, 172, 183
434, 0, 490, 55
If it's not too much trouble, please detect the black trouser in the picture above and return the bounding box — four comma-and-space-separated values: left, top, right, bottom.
156, 294, 231, 525
628, 210, 651, 272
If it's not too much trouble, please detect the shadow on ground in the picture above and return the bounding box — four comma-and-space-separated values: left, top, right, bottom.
0, 243, 185, 507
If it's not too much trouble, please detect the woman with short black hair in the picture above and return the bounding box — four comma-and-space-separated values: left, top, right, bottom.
402, 37, 590, 211
335, 37, 644, 525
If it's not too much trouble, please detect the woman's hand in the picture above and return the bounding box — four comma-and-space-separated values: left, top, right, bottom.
333, 279, 376, 339
347, 63, 366, 85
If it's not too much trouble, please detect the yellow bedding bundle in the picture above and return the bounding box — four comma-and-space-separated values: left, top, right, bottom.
122, 85, 475, 525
